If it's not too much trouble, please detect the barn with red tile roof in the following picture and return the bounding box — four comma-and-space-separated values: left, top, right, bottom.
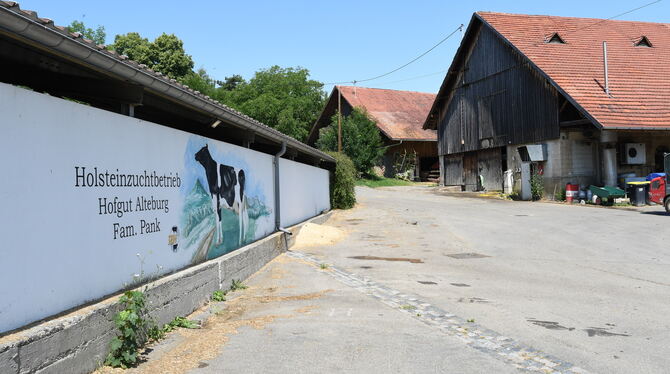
424, 12, 670, 198
308, 86, 438, 180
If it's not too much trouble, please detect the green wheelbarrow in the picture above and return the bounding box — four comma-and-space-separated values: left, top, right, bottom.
589, 185, 625, 205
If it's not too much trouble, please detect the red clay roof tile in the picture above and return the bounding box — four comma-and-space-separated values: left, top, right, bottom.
477, 12, 670, 130
337, 86, 437, 140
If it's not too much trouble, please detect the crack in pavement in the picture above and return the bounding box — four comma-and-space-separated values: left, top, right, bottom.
288, 250, 592, 374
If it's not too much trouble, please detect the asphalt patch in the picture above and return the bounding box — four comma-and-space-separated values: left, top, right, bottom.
349, 255, 423, 263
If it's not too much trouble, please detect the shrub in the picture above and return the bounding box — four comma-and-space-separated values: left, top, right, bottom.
531, 171, 544, 201
326, 151, 356, 209
555, 187, 566, 201
317, 108, 385, 175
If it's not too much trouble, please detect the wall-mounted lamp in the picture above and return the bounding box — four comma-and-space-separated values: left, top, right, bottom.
211, 119, 222, 128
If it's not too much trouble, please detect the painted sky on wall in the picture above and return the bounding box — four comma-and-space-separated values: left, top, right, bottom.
18, 0, 669, 94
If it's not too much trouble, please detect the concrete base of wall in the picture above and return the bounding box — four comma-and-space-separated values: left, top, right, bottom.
0, 212, 332, 374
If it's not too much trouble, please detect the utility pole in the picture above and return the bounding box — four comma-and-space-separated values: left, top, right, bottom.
337, 87, 342, 152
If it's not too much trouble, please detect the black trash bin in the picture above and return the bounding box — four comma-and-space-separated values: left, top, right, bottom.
627, 182, 649, 207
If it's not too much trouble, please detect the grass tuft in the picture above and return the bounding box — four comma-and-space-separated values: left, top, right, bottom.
356, 176, 415, 188
230, 279, 248, 291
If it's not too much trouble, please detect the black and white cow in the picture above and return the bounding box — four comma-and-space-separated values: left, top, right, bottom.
195, 144, 248, 246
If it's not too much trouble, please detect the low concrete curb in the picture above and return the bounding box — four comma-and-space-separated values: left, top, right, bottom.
0, 211, 333, 374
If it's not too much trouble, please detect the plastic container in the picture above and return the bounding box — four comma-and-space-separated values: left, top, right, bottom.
627, 181, 649, 207
566, 183, 579, 203
618, 173, 636, 189
646, 172, 666, 181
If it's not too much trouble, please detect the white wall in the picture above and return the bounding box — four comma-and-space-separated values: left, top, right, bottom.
279, 158, 330, 227
0, 83, 328, 333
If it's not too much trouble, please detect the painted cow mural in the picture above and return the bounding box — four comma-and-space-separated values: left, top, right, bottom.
194, 144, 249, 246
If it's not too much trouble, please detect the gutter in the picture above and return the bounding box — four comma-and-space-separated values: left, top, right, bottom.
273, 142, 287, 232
0, 3, 334, 164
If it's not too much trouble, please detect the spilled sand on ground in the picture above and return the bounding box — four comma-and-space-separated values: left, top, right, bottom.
95, 257, 332, 374
292, 222, 346, 248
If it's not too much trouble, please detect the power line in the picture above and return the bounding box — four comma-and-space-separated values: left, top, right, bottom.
324, 0, 662, 89
325, 24, 463, 86
371, 69, 449, 87
563, 0, 662, 35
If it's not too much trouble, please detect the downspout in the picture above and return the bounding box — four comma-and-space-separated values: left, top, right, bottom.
274, 142, 291, 234
386, 140, 404, 149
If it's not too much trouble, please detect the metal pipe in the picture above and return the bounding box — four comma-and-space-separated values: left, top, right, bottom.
384, 139, 403, 150
603, 41, 610, 96
274, 142, 287, 231
277, 227, 293, 236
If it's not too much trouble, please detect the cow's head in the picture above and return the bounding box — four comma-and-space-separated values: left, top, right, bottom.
194, 144, 211, 164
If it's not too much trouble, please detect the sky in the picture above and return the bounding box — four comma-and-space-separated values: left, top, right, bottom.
17, 0, 669, 94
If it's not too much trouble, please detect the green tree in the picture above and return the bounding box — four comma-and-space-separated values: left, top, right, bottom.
316, 108, 385, 175
151, 33, 194, 79
180, 68, 216, 96
219, 74, 245, 91
111, 33, 194, 80
67, 20, 106, 45
222, 66, 327, 141
110, 32, 152, 64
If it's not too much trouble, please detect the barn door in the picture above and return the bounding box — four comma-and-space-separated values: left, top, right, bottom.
443, 154, 464, 186
477, 148, 504, 191
463, 152, 478, 191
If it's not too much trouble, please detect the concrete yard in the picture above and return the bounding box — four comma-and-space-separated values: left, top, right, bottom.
108, 186, 670, 374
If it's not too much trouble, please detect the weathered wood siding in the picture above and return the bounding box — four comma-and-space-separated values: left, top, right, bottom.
437, 25, 560, 156
477, 147, 503, 191
463, 152, 478, 191
384, 140, 437, 158
443, 154, 463, 185
382, 140, 438, 179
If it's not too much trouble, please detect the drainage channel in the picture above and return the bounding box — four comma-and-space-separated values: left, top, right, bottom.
287, 250, 591, 374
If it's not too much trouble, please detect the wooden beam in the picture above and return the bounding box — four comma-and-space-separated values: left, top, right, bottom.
0, 62, 144, 105
559, 118, 592, 127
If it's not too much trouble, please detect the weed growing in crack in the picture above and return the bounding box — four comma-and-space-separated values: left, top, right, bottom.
230, 279, 248, 291
105, 291, 160, 368
162, 316, 200, 333
212, 290, 227, 302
